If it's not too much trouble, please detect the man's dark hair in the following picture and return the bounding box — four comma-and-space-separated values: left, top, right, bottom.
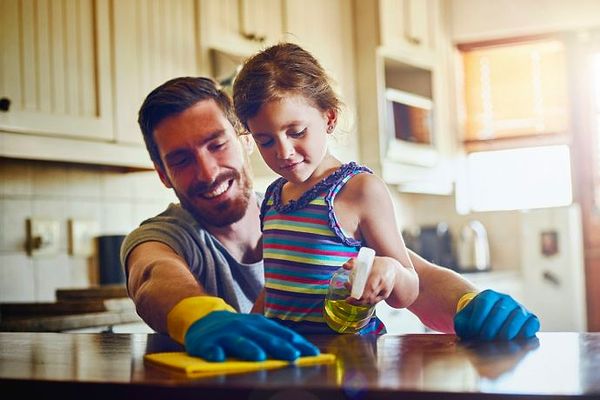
138, 77, 242, 168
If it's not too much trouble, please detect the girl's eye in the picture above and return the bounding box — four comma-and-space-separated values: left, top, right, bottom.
289, 128, 307, 138
254, 136, 274, 148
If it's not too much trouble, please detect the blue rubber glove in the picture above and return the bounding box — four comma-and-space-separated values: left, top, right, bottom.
184, 311, 321, 362
454, 289, 540, 341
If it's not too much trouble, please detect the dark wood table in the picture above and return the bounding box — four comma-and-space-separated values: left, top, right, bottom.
0, 332, 598, 399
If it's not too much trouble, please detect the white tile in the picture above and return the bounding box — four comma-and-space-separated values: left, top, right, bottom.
67, 199, 103, 221
68, 256, 92, 287
1, 198, 32, 252
101, 171, 134, 200
0, 254, 35, 302
66, 166, 102, 198
100, 201, 135, 235
31, 162, 68, 197
132, 202, 169, 227
131, 171, 172, 201
33, 254, 70, 301
0, 159, 33, 197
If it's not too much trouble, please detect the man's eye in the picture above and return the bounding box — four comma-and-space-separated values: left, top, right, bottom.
209, 141, 227, 151
168, 157, 190, 167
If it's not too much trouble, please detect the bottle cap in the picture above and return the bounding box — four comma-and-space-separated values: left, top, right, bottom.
350, 247, 376, 299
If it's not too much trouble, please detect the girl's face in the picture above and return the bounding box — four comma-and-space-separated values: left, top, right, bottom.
247, 94, 336, 184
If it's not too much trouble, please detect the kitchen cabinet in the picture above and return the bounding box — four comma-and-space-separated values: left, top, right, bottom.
379, 0, 438, 60
112, 0, 201, 145
354, 0, 455, 194
198, 0, 284, 60
0, 0, 113, 140
0, 0, 202, 169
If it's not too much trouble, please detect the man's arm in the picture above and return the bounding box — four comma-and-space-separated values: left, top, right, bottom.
408, 249, 540, 340
126, 240, 320, 361
407, 249, 476, 333
126, 241, 205, 333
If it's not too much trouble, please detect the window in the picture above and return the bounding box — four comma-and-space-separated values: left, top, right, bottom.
455, 37, 573, 213
459, 37, 569, 151
455, 145, 573, 213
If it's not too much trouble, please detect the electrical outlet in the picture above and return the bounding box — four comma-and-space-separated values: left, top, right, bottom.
27, 218, 60, 257
68, 219, 100, 257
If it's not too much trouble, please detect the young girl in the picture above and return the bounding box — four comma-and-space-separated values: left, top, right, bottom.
232, 43, 419, 334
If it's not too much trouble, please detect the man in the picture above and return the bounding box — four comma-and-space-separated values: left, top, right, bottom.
121, 77, 539, 362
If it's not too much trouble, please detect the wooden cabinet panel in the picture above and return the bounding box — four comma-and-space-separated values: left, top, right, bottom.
199, 0, 284, 56
112, 0, 200, 145
0, 0, 113, 140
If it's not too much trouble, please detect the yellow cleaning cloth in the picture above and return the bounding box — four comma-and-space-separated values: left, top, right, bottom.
144, 352, 336, 377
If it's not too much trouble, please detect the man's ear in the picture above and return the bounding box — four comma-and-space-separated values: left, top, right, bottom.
154, 162, 173, 189
239, 134, 255, 155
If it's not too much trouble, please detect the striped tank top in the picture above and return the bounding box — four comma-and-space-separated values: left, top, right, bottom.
260, 162, 386, 334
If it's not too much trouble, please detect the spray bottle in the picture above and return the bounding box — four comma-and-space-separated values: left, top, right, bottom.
323, 247, 376, 333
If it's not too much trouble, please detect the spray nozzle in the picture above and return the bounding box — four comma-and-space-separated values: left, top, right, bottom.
349, 247, 376, 299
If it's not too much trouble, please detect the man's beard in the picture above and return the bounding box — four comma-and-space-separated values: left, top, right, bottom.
176, 165, 253, 228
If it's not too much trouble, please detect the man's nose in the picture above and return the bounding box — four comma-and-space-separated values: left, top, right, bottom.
194, 153, 218, 183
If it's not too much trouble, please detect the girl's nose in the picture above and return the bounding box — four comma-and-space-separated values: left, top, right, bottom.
276, 139, 294, 160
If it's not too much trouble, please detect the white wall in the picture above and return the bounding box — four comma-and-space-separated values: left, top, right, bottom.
450, 0, 600, 42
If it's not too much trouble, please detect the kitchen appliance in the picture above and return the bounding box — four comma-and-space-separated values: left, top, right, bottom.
520, 204, 587, 331
457, 220, 491, 272
97, 235, 126, 285
416, 223, 457, 270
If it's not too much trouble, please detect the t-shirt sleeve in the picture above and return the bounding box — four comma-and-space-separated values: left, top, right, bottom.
120, 218, 199, 281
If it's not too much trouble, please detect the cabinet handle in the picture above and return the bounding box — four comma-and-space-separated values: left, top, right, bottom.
0, 97, 10, 112
405, 35, 421, 46
241, 32, 265, 43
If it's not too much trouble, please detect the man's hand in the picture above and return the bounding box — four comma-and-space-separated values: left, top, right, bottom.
184, 311, 321, 362
454, 289, 540, 341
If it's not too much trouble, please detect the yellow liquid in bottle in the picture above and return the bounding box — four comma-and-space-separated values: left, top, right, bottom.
323, 299, 375, 334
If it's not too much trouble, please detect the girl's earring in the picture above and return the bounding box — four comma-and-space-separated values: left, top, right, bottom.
327, 125, 335, 133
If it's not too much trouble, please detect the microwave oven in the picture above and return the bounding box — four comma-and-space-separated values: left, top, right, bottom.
384, 88, 438, 167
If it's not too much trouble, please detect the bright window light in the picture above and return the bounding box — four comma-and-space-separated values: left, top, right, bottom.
456, 145, 572, 213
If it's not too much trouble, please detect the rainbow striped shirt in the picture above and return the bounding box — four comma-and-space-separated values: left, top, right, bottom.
260, 162, 386, 334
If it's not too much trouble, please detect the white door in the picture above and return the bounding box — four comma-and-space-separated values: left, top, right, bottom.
520, 204, 587, 331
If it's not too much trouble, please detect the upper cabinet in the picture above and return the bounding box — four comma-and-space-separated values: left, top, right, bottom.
0, 0, 112, 140
0, 0, 203, 169
198, 0, 284, 58
112, 0, 201, 145
379, 0, 438, 60
354, 0, 455, 194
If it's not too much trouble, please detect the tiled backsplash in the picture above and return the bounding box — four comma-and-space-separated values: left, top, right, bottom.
0, 158, 176, 302
0, 158, 522, 304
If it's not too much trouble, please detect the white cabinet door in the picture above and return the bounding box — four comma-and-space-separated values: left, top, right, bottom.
379, 0, 438, 58
199, 0, 284, 56
0, 0, 112, 140
112, 0, 201, 145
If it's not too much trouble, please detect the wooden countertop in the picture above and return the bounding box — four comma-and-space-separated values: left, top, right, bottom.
0, 285, 144, 332
1, 332, 599, 399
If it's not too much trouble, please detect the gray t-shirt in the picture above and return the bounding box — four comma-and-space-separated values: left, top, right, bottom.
120, 202, 264, 314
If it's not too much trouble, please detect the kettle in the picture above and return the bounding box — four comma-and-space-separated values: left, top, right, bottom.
457, 220, 490, 272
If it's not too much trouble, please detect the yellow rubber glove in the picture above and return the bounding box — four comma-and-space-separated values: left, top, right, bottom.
456, 292, 478, 313
167, 296, 235, 344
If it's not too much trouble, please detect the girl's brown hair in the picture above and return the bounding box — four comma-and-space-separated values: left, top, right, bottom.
233, 42, 340, 130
